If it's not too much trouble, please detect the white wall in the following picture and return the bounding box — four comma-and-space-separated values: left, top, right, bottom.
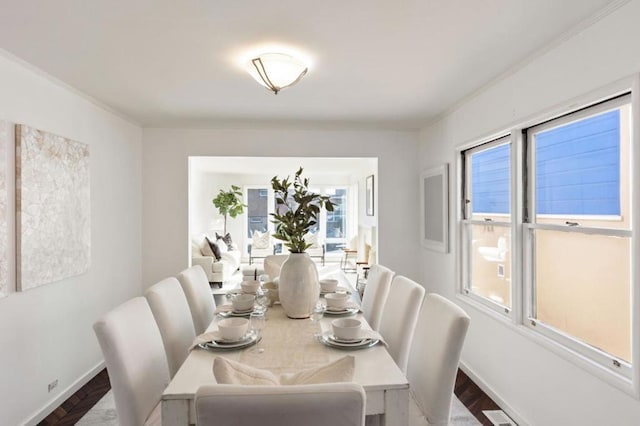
418, 1, 640, 424
142, 127, 419, 287
0, 53, 142, 425
190, 172, 240, 238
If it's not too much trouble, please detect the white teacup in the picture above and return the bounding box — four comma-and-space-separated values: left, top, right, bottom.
325, 292, 349, 310
218, 317, 249, 341
231, 294, 255, 312
320, 279, 338, 293
241, 280, 260, 294
332, 318, 362, 341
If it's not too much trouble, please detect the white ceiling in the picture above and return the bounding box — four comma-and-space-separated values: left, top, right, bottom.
0, 0, 619, 129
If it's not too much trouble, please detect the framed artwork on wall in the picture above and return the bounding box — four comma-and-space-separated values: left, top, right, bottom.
0, 120, 9, 298
16, 124, 91, 291
420, 164, 449, 253
366, 175, 374, 216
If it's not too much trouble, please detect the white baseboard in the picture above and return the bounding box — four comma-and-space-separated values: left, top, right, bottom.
22, 361, 106, 426
459, 361, 529, 426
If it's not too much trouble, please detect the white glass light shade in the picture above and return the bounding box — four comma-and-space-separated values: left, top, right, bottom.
247, 53, 308, 94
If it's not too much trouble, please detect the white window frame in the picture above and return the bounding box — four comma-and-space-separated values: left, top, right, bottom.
455, 75, 640, 397
312, 186, 350, 251
244, 185, 351, 255
523, 94, 633, 379
460, 135, 514, 317
243, 185, 273, 254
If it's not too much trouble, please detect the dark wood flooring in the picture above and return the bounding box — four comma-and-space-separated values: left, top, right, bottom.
38, 369, 111, 426
39, 367, 501, 425
454, 369, 502, 425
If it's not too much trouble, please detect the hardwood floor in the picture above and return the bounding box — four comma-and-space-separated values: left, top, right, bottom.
39, 367, 501, 425
38, 369, 111, 426
454, 369, 502, 426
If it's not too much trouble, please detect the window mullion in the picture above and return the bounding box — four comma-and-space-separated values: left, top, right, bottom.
512, 129, 524, 324
528, 223, 631, 237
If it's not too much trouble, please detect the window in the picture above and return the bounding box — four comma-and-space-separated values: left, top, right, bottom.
525, 96, 632, 372
246, 188, 269, 237
459, 93, 633, 380
462, 137, 512, 311
246, 186, 350, 255
323, 188, 348, 253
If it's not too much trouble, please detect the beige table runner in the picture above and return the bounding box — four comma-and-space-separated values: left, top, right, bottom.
237, 307, 332, 374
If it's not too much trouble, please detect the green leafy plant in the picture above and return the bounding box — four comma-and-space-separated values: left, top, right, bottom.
270, 167, 335, 253
212, 185, 247, 235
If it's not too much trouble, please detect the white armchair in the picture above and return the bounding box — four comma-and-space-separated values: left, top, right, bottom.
191, 235, 241, 285
248, 230, 276, 264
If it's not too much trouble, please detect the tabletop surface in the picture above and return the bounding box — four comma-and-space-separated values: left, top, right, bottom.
163, 290, 408, 400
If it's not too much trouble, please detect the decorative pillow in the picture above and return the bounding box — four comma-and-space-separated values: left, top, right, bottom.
200, 238, 215, 257
216, 232, 236, 251
304, 232, 320, 248
217, 238, 229, 253
252, 230, 270, 249
213, 355, 355, 386
206, 237, 222, 261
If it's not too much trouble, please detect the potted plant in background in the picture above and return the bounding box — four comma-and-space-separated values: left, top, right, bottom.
212, 185, 247, 235
271, 167, 335, 318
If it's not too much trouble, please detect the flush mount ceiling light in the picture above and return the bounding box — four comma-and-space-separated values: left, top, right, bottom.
248, 53, 308, 95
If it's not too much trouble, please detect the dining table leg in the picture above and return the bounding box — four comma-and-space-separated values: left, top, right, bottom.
383, 387, 410, 426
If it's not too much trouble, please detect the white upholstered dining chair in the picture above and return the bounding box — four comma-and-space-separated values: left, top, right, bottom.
407, 293, 470, 426
195, 383, 366, 426
360, 263, 394, 331
177, 265, 216, 335
378, 275, 425, 373
145, 277, 196, 377
93, 297, 169, 426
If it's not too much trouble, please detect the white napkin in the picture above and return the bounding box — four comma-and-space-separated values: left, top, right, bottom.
213, 355, 355, 385
214, 304, 235, 315
190, 331, 220, 351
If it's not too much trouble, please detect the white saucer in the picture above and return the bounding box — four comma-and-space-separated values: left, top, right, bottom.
218, 307, 255, 317
324, 306, 359, 316
319, 332, 378, 349
199, 332, 260, 350
320, 287, 351, 295
329, 335, 368, 345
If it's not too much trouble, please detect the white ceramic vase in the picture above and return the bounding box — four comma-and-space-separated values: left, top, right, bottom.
278, 252, 320, 319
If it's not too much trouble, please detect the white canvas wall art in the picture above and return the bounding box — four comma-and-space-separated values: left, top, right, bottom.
0, 120, 9, 297
16, 125, 90, 291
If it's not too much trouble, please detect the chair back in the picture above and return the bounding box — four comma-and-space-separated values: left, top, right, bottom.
407, 293, 470, 426
195, 383, 366, 426
145, 277, 196, 377
360, 264, 394, 331
264, 254, 289, 280
378, 275, 425, 373
93, 297, 170, 426
177, 265, 216, 334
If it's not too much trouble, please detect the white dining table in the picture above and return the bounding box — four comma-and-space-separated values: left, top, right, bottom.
161, 274, 409, 426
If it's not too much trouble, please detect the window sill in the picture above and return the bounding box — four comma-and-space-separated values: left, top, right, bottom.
455, 291, 638, 399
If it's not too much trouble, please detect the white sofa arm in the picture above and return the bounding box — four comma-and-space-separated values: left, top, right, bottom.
192, 256, 214, 278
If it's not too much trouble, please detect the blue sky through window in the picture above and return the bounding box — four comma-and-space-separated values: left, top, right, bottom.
471, 143, 510, 214
471, 110, 620, 216
535, 110, 620, 216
